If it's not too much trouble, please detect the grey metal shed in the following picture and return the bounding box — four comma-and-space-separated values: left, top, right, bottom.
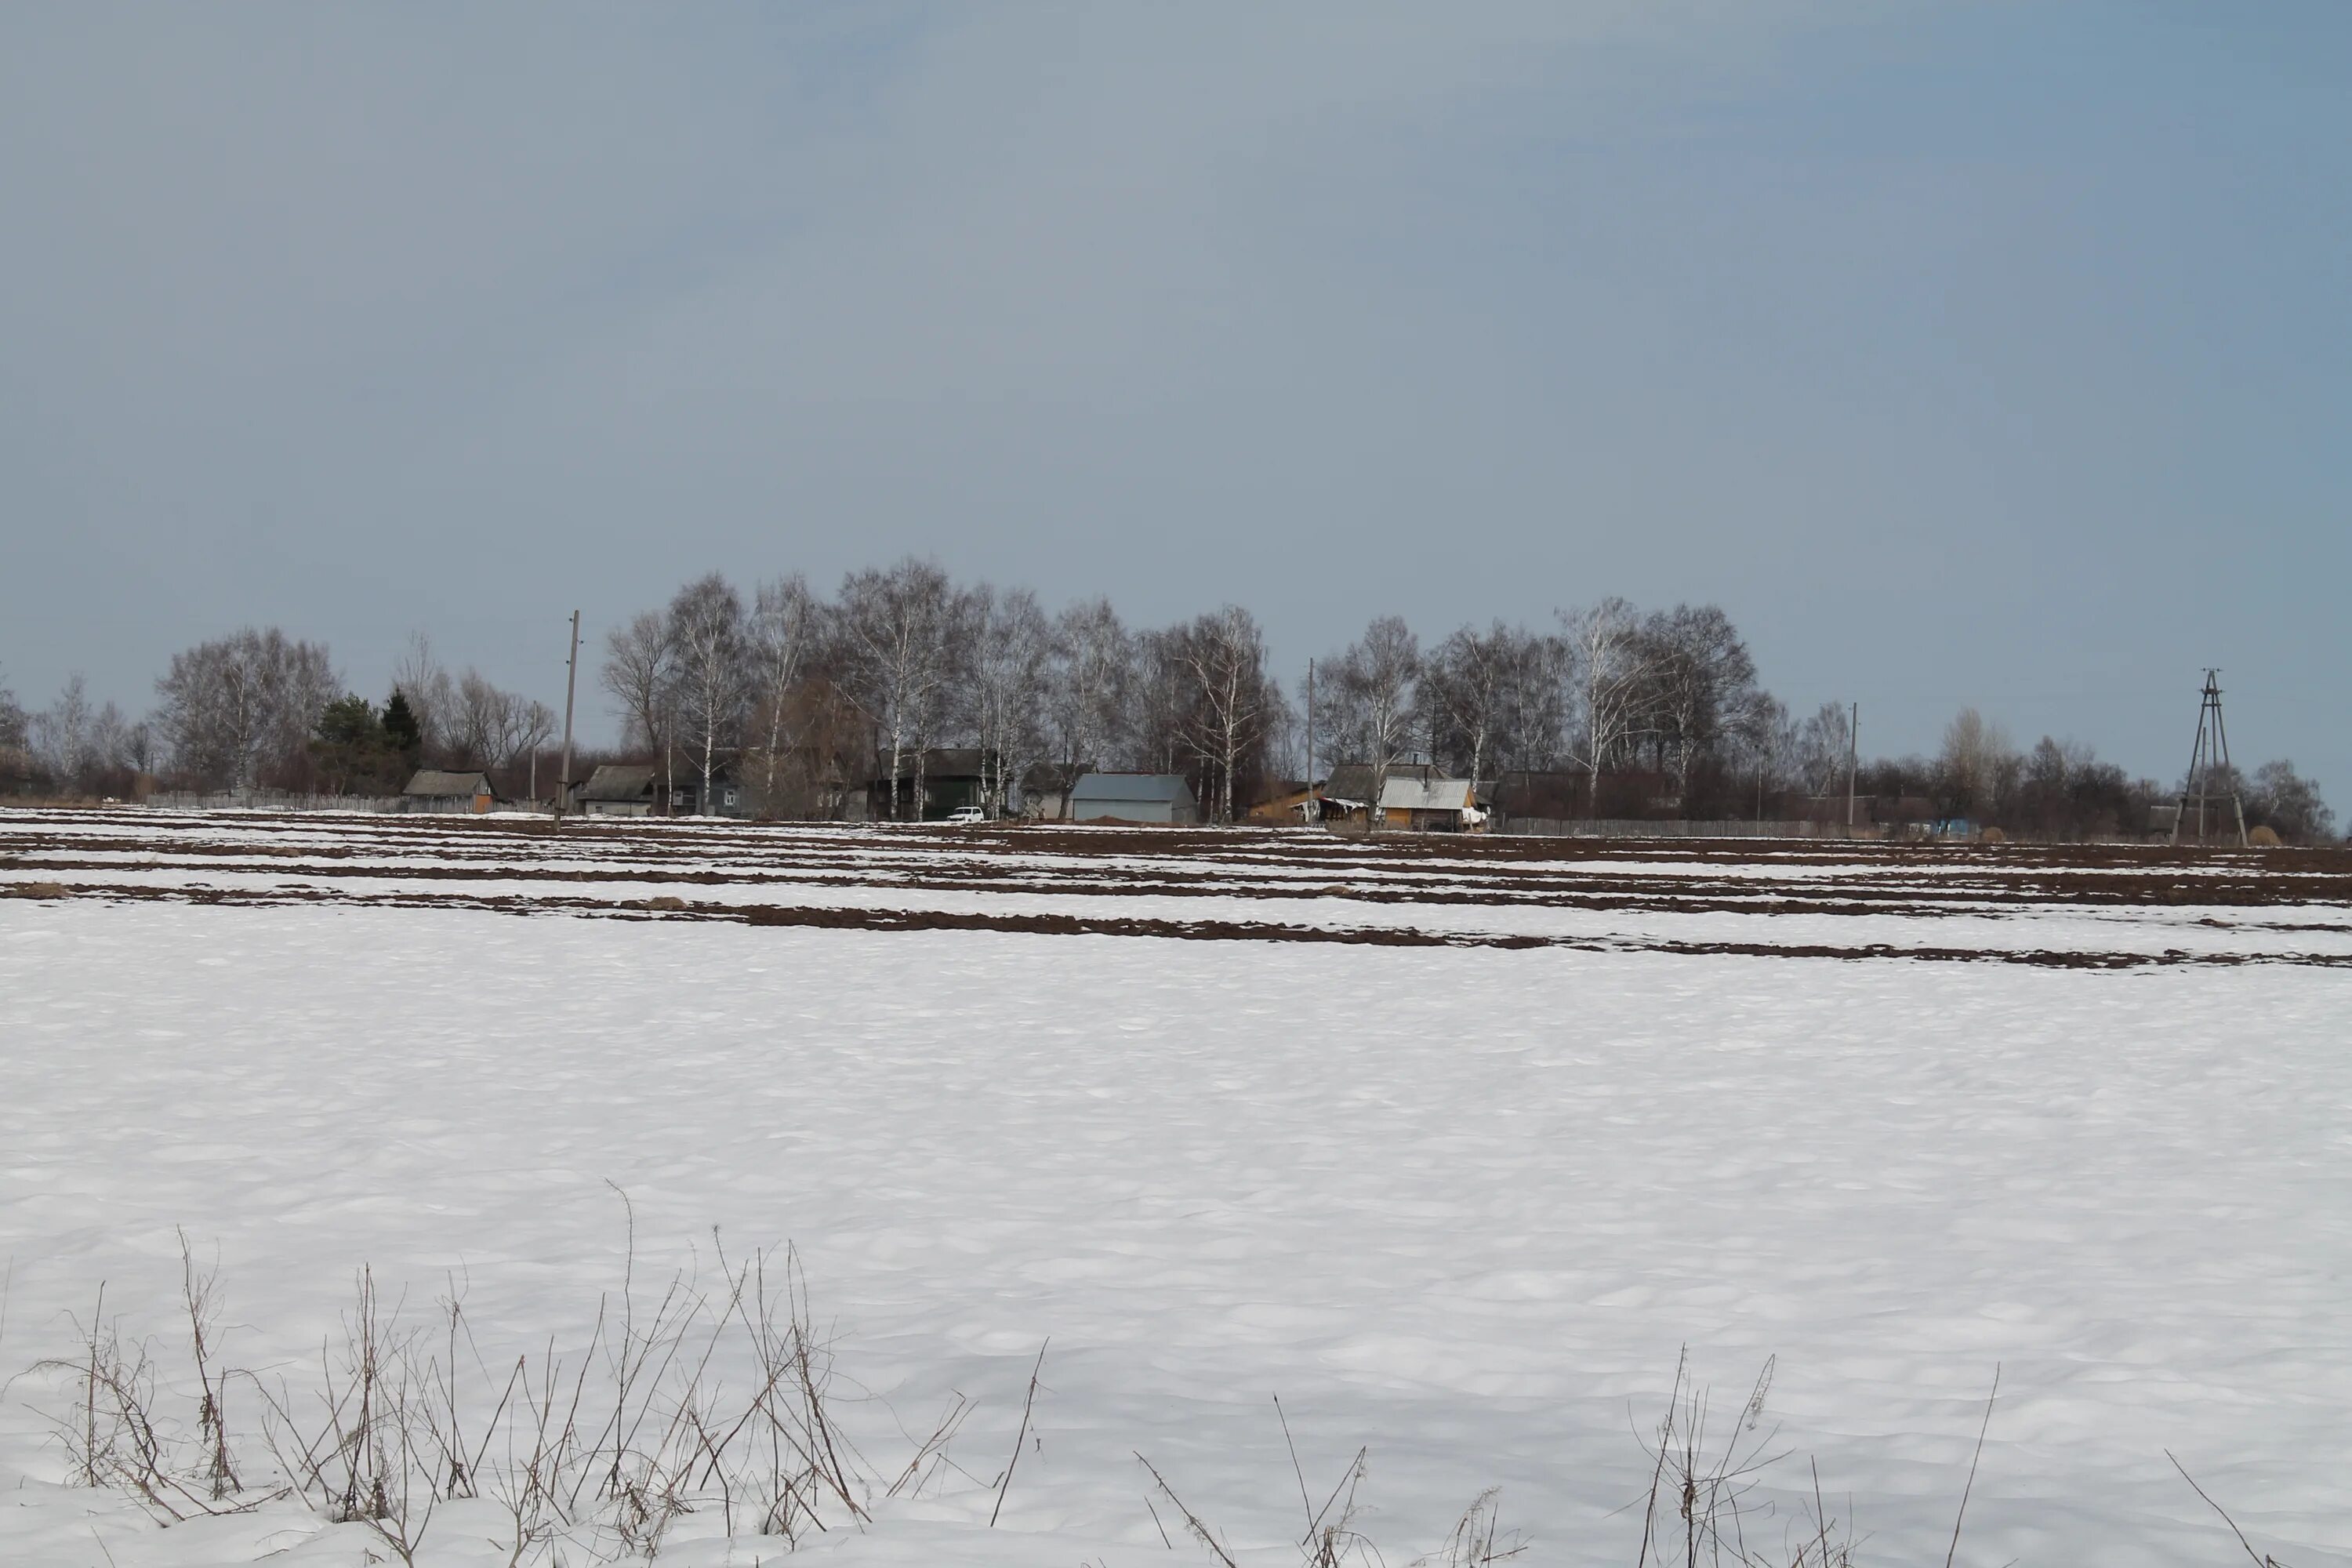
1066, 772, 1199, 825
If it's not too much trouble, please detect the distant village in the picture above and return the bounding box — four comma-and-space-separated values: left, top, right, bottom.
2, 561, 2336, 844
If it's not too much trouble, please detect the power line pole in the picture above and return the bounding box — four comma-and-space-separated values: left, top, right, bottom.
2172, 669, 2247, 848
1305, 657, 1316, 823
556, 610, 580, 825
1846, 701, 1859, 835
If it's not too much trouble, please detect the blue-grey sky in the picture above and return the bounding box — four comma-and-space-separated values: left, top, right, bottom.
4, 3, 2346, 788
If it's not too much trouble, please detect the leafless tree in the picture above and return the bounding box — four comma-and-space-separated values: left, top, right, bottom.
1131, 627, 1189, 776
1936, 707, 2016, 818
2247, 759, 2336, 843
449, 672, 553, 781
0, 673, 27, 788
1561, 597, 1656, 814
1420, 622, 1563, 787
154, 628, 339, 793
1173, 604, 1275, 824
0, 668, 25, 754
517, 700, 556, 775
1049, 597, 1133, 793
745, 574, 822, 809
1641, 604, 1758, 803
390, 634, 458, 760
1794, 702, 1853, 799
453, 672, 514, 772
667, 573, 749, 815
88, 702, 132, 783
834, 559, 960, 820
1723, 690, 1794, 820
1496, 630, 1570, 774
601, 612, 677, 805
1323, 616, 1421, 832
31, 673, 94, 786
966, 585, 1054, 816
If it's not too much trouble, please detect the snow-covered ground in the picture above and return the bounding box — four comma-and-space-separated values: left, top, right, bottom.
2, 812, 2348, 1565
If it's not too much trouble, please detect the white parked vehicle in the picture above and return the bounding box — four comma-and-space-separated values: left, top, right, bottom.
945, 806, 989, 825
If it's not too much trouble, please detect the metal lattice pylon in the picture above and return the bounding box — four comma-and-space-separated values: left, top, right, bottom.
2172, 669, 2248, 848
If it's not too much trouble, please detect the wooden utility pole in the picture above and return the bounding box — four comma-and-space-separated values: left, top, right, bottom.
1846, 702, 1859, 834
556, 610, 581, 824
1305, 658, 1316, 823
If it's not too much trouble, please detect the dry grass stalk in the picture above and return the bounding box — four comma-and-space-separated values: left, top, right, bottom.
32, 1214, 971, 1566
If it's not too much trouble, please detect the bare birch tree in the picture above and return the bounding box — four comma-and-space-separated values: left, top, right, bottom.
667, 574, 749, 815
1049, 597, 1132, 793
1324, 616, 1421, 833
1561, 597, 1656, 815
967, 585, 1054, 817
1419, 623, 1566, 787
834, 559, 958, 821
30, 673, 93, 787
1174, 604, 1273, 824
154, 628, 339, 793
745, 574, 821, 810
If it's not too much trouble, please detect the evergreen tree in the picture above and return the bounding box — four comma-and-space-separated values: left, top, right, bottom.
314, 695, 381, 750
382, 690, 423, 754
309, 694, 396, 793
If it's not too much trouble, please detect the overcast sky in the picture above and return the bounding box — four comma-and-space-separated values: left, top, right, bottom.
4, 3, 2346, 789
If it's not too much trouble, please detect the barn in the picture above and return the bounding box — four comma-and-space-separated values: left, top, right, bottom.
401, 769, 497, 814
1066, 772, 1199, 825
578, 764, 661, 817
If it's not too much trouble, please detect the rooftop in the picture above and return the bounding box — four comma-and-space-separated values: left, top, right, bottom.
1070, 772, 1195, 804
403, 769, 493, 798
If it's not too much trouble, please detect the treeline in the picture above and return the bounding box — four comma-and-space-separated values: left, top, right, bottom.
593, 571, 1798, 825
0, 631, 560, 802
0, 559, 2336, 841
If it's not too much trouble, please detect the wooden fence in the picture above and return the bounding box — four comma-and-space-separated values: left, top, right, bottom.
141, 790, 408, 815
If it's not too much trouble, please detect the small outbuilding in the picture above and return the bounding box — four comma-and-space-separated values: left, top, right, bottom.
401, 769, 497, 814
1377, 775, 1481, 833
579, 764, 662, 817
1067, 772, 1199, 826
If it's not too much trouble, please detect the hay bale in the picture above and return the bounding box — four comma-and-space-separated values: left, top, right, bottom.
1980, 826, 2006, 844
2249, 824, 2281, 847
645, 895, 688, 912
7, 882, 70, 899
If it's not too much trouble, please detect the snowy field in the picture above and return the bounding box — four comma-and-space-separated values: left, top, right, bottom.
2, 810, 2349, 1566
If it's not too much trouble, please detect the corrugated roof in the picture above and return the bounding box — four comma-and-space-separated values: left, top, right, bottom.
1069, 772, 1194, 804
403, 769, 493, 797
1379, 775, 1474, 812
